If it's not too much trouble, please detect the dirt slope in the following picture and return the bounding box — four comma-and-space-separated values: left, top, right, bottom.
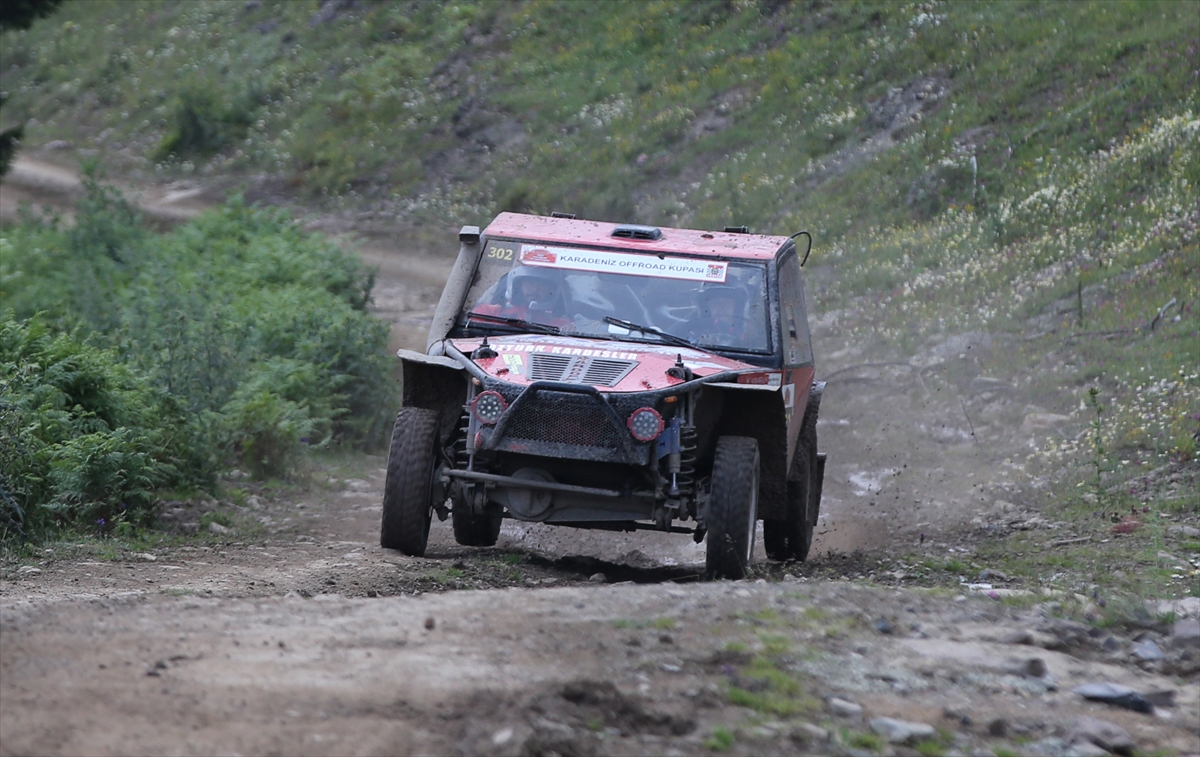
3, 155, 1196, 756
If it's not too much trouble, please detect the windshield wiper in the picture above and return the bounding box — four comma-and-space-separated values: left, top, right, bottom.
603, 316, 694, 348
466, 311, 562, 335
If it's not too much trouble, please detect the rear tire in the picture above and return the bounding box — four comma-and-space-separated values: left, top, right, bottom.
380, 408, 439, 556
705, 436, 760, 580
452, 503, 502, 547
763, 405, 819, 562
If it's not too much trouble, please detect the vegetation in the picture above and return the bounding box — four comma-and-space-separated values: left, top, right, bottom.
1, 1, 1196, 551
1, 173, 395, 539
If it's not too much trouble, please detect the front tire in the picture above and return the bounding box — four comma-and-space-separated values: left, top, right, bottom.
705, 436, 760, 580
452, 503, 502, 547
380, 408, 440, 556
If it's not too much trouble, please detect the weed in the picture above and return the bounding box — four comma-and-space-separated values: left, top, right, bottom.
498, 553, 525, 565
704, 726, 735, 751
845, 729, 886, 751
652, 617, 676, 630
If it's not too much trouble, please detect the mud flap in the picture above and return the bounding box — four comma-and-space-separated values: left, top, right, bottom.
813, 453, 826, 516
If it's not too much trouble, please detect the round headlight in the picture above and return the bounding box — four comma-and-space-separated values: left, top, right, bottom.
471, 391, 507, 425
627, 407, 664, 441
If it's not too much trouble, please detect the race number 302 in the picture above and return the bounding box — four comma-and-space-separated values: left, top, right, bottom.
485, 243, 516, 261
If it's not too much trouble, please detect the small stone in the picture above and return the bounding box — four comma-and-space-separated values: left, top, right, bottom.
828, 697, 863, 719
1131, 639, 1165, 661
869, 717, 936, 745
660, 663, 682, 673
1167, 524, 1200, 538
1066, 716, 1136, 757
987, 717, 1008, 737
942, 707, 971, 726
1101, 636, 1122, 653
588, 572, 607, 584
15, 566, 41, 576
424, 616, 435, 630
133, 552, 158, 562
208, 521, 231, 535
492, 727, 514, 745
978, 568, 1009, 582
875, 617, 894, 635
1000, 629, 1035, 645
658, 633, 674, 645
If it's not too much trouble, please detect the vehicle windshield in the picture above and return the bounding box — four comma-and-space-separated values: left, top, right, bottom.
456, 239, 771, 353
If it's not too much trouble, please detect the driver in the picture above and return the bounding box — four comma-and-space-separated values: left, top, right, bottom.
472, 266, 570, 327
688, 284, 747, 344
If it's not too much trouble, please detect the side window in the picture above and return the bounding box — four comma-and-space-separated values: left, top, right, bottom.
777, 254, 813, 367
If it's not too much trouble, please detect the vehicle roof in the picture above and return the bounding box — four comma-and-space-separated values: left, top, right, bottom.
483, 212, 793, 261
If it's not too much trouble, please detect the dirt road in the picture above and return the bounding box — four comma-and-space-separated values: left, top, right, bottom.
3, 155, 1197, 756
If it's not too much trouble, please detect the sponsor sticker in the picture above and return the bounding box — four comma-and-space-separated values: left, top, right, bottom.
781, 383, 795, 409
501, 353, 524, 374
520, 245, 727, 283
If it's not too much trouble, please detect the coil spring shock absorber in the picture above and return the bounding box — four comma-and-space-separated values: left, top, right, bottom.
454, 411, 472, 470
677, 425, 697, 499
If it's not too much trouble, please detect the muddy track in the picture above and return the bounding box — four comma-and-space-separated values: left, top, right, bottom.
4, 155, 1196, 756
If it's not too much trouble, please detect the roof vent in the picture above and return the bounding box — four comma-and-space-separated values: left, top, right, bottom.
723, 225, 749, 234
550, 211, 576, 219
612, 224, 662, 241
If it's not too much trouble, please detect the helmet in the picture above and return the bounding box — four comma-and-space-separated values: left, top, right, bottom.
698, 284, 746, 318
507, 266, 562, 311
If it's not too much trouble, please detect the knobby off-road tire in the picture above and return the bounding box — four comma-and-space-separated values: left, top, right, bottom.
763, 405, 819, 562
705, 436, 760, 580
380, 408, 439, 556
452, 503, 502, 547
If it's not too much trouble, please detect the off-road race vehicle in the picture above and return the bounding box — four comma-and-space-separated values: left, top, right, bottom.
382, 212, 825, 579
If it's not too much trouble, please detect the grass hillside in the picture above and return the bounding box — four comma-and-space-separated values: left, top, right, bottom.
2, 1, 1197, 557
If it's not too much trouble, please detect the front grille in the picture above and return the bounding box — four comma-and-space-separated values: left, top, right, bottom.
506, 391, 625, 449
527, 352, 637, 387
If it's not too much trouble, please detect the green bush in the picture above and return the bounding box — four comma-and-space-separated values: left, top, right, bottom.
0, 316, 184, 536
0, 177, 397, 539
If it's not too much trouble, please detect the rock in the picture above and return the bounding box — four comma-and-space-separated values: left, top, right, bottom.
1169, 618, 1200, 650
588, 572, 607, 584
1065, 716, 1136, 757
792, 722, 829, 744
132, 552, 158, 562
1101, 636, 1122, 653
869, 717, 936, 745
44, 139, 73, 150
1003, 657, 1048, 678
15, 566, 42, 576
1065, 741, 1112, 757
1131, 639, 1165, 661
986, 717, 1007, 737
424, 616, 435, 630
1072, 683, 1153, 713
658, 633, 674, 645
978, 568, 1009, 582
1000, 629, 1035, 645
1167, 524, 1200, 538
1156, 551, 1190, 568
1141, 689, 1175, 708
875, 617, 894, 635
1022, 412, 1071, 434
208, 521, 231, 535
828, 697, 863, 719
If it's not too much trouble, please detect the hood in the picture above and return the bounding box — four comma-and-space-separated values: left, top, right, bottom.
448, 334, 777, 392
